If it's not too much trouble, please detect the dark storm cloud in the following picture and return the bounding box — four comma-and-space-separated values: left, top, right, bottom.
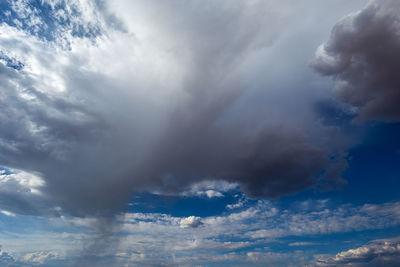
0, 0, 349, 218
140, 123, 330, 199
311, 0, 400, 122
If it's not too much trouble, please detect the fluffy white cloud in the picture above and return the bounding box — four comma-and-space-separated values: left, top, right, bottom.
311, 237, 400, 267
179, 216, 203, 228
179, 180, 239, 198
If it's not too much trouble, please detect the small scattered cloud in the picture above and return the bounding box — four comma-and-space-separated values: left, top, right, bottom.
23, 251, 59, 265
179, 216, 203, 229
181, 180, 239, 199
226, 195, 247, 210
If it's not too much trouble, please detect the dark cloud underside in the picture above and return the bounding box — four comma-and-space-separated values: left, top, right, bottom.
311, 0, 400, 122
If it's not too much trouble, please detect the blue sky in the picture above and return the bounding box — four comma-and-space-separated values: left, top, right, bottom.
1, 0, 400, 266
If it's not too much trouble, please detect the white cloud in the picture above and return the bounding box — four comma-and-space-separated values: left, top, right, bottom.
0, 167, 57, 216
179, 216, 203, 229
0, 168, 44, 195
226, 195, 247, 210
1, 199, 399, 266
311, 237, 400, 267
0, 210, 16, 217
180, 180, 239, 198
23, 251, 59, 265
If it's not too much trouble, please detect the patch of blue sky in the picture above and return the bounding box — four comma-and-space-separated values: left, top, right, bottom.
0, 51, 24, 70
0, 166, 13, 175
271, 122, 400, 211
127, 191, 248, 217
0, 0, 101, 43
314, 122, 400, 205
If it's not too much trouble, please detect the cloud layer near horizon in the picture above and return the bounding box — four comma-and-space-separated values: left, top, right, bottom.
311, 238, 400, 267
1, 198, 400, 266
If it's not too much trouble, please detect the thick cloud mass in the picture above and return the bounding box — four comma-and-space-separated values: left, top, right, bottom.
142, 126, 329, 199
0, 0, 349, 216
311, 0, 400, 122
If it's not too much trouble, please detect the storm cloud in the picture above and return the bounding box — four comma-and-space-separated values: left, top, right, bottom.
311, 0, 400, 122
0, 0, 351, 217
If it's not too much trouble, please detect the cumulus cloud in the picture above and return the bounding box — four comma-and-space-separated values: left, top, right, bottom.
311, 237, 400, 267
311, 0, 400, 122
179, 216, 203, 228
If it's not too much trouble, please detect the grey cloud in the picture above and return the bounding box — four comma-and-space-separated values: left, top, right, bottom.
138, 124, 332, 199
311, 0, 400, 122
0, 0, 353, 218
311, 238, 400, 267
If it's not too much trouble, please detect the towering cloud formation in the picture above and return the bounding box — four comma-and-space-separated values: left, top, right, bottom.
0, 0, 348, 217
311, 0, 400, 122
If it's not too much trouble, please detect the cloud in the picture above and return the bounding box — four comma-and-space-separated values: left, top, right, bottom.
179, 216, 203, 228
23, 251, 59, 265
117, 200, 400, 256
179, 180, 238, 198
0, 0, 351, 218
0, 247, 16, 266
226, 195, 247, 210
311, 0, 400, 122
311, 237, 400, 267
0, 168, 59, 216
2, 199, 400, 266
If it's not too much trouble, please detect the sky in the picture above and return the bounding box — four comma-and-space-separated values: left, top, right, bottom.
0, 0, 400, 266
